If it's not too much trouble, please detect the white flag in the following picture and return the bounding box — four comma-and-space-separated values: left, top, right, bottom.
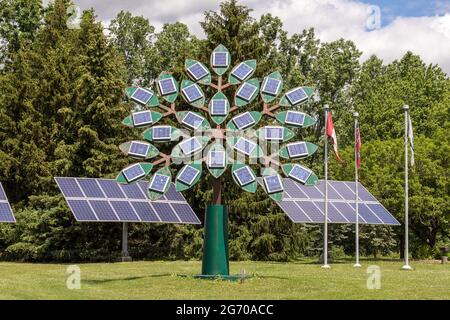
407, 112, 414, 166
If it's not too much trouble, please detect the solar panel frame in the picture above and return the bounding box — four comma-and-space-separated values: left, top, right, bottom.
208, 150, 226, 168
182, 83, 203, 103
233, 137, 257, 156
149, 173, 170, 193
128, 141, 150, 158
232, 112, 256, 130
233, 166, 256, 186
132, 110, 153, 127
177, 165, 200, 186
236, 82, 258, 101
211, 99, 228, 115
261, 78, 281, 96
130, 87, 153, 105
187, 62, 209, 81
263, 174, 284, 194
55, 177, 200, 224
287, 142, 309, 158
285, 111, 306, 126
179, 137, 203, 155
231, 62, 254, 81
212, 52, 228, 67
264, 126, 284, 141
152, 125, 172, 141
285, 87, 308, 105
182, 112, 204, 130
276, 179, 400, 225
288, 164, 312, 184
158, 78, 177, 96
122, 163, 146, 183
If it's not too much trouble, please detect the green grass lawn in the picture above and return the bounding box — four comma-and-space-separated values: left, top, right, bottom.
0, 259, 448, 299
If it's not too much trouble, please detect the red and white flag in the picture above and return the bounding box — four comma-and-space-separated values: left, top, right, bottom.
326, 111, 343, 162
355, 119, 361, 170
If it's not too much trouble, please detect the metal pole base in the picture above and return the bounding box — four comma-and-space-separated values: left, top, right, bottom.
201, 204, 229, 277
121, 256, 132, 262
321, 264, 331, 269
401, 264, 413, 270
353, 263, 362, 268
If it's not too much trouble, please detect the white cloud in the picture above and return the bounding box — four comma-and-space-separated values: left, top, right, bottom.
49, 0, 450, 74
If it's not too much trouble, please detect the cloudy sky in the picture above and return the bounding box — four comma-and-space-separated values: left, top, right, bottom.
49, 0, 450, 74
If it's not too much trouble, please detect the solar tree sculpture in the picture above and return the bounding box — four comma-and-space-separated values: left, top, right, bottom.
118, 45, 319, 278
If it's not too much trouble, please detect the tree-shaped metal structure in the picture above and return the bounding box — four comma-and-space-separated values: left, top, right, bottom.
118, 45, 319, 278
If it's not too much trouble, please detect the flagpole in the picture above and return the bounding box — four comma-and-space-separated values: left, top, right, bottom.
353, 112, 361, 268
402, 105, 413, 270
322, 104, 330, 269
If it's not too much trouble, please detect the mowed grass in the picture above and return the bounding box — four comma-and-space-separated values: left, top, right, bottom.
0, 259, 448, 300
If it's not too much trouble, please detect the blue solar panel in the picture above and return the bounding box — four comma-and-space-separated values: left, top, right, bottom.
121, 182, 146, 199
236, 82, 258, 101
232, 112, 255, 130
132, 110, 152, 127
286, 87, 308, 105
110, 201, 140, 221
55, 178, 84, 197
165, 184, 185, 201
231, 62, 253, 81
263, 175, 283, 193
122, 163, 146, 183
208, 151, 225, 168
288, 164, 312, 184
77, 179, 104, 198
285, 111, 305, 126
177, 165, 200, 186
0, 183, 7, 201
182, 112, 204, 130
212, 52, 228, 67
182, 84, 203, 102
276, 179, 400, 225
179, 137, 202, 155
0, 203, 14, 222
234, 138, 257, 156
149, 174, 170, 193
89, 200, 118, 221
67, 200, 97, 221
264, 126, 284, 140
151, 203, 179, 222
278, 201, 311, 223
233, 166, 255, 186
171, 203, 200, 223
187, 63, 209, 80
152, 126, 171, 140
129, 141, 150, 158
158, 78, 177, 95
211, 99, 227, 115
56, 178, 200, 224
287, 142, 308, 158
130, 202, 160, 222
130, 87, 153, 105
262, 78, 281, 95
97, 179, 125, 198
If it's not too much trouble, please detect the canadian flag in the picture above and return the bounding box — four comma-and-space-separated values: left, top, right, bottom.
326, 111, 343, 162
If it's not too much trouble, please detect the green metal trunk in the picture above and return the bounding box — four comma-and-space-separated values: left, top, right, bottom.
201, 204, 229, 276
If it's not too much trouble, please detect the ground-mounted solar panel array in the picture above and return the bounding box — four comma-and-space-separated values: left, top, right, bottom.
55, 177, 201, 224
0, 183, 15, 223
276, 179, 400, 225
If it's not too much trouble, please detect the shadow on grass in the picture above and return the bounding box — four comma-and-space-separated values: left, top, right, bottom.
83, 273, 172, 284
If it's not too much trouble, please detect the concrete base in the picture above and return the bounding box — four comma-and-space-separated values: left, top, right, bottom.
401, 264, 413, 271
321, 264, 331, 269
353, 263, 362, 268
441, 256, 448, 264
121, 256, 132, 262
